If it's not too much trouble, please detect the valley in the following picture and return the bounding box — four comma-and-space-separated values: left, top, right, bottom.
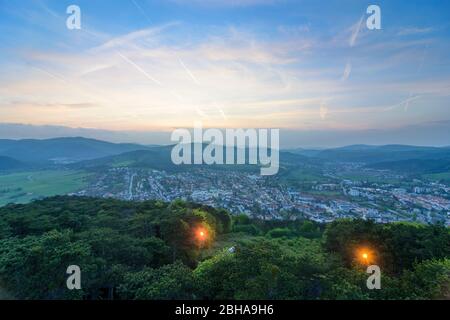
0, 137, 449, 226
0, 170, 90, 206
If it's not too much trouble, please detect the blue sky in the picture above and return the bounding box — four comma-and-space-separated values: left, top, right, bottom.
0, 0, 449, 146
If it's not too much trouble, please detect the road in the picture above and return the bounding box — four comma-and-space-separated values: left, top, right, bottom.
128, 173, 136, 200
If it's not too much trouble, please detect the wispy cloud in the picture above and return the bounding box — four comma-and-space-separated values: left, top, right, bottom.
6, 101, 97, 109
1, 1, 449, 132
397, 27, 435, 36
341, 62, 352, 81
349, 15, 364, 47
91, 22, 181, 52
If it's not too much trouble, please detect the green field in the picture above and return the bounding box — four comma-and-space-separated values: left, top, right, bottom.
0, 170, 89, 206
111, 160, 136, 168
423, 172, 450, 184
339, 173, 401, 184
280, 168, 329, 184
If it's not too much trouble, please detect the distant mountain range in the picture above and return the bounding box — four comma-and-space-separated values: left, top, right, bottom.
289, 145, 450, 175
2, 121, 450, 148
290, 144, 450, 161
0, 137, 450, 175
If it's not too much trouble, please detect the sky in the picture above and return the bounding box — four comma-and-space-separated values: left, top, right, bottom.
0, 0, 449, 147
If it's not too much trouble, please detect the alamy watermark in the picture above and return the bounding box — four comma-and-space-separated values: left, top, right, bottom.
66, 265, 81, 290
171, 122, 279, 176
366, 265, 381, 290
66, 5, 81, 30
366, 5, 381, 30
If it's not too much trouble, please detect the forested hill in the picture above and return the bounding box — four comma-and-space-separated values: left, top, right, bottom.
0, 137, 150, 164
0, 196, 448, 300
0, 156, 27, 171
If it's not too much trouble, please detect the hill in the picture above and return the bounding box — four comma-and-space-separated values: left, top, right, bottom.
73, 144, 314, 173
0, 137, 151, 164
0, 156, 27, 171
3, 137, 445, 168
367, 158, 450, 174
315, 145, 450, 163
72, 146, 180, 171
290, 145, 450, 164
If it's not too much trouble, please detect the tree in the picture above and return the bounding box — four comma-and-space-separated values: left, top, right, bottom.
119, 262, 196, 300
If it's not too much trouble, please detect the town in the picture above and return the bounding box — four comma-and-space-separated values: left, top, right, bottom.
73, 165, 450, 226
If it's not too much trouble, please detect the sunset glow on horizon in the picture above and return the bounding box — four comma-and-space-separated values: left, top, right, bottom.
1, 0, 449, 136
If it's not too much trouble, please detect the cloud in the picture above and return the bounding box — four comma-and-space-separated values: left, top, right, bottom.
341, 62, 352, 81
277, 25, 311, 35
349, 15, 365, 47
6, 101, 97, 109
1, 24, 316, 129
397, 27, 435, 36
91, 22, 181, 52
1, 8, 449, 133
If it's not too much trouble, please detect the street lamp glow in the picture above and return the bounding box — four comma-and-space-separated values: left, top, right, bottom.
196, 228, 207, 241
357, 248, 374, 265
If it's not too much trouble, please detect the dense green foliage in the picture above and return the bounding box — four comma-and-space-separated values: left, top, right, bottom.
0, 196, 448, 300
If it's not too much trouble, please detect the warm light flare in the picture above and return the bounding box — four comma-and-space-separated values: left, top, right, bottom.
356, 247, 374, 265
196, 228, 208, 241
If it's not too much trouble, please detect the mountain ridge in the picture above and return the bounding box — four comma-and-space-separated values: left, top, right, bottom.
0, 137, 151, 164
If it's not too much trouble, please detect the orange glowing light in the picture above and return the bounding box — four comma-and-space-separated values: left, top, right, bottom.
356, 248, 374, 265
196, 228, 207, 241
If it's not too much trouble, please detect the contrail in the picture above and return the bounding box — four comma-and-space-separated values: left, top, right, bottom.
117, 51, 163, 86
178, 57, 201, 85
383, 95, 422, 112
117, 52, 187, 102
403, 45, 429, 111
32, 66, 68, 84
131, 0, 152, 24
341, 62, 352, 81
349, 15, 364, 47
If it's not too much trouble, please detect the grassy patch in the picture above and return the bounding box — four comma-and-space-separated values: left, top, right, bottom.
0, 170, 89, 206
280, 168, 328, 185
423, 172, 450, 184
111, 160, 136, 168
339, 173, 401, 184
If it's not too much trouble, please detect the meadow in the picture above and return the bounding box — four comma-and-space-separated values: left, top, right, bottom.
0, 170, 89, 206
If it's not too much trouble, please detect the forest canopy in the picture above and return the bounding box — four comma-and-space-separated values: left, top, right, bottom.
0, 196, 448, 300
